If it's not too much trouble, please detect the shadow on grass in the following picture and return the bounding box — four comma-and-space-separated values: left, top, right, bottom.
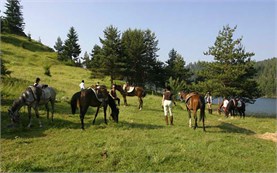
116, 120, 164, 130
206, 122, 256, 135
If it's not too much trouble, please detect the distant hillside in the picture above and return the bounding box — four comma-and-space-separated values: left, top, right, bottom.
254, 58, 277, 98
0, 34, 110, 103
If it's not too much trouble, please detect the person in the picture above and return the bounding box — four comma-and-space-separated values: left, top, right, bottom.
111, 84, 120, 106
33, 77, 42, 106
162, 86, 176, 125
205, 92, 213, 114
79, 80, 85, 90
222, 97, 229, 113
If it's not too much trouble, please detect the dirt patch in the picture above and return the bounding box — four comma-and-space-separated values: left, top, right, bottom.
256, 132, 277, 143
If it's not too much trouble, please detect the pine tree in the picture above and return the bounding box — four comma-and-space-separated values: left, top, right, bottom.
202, 25, 260, 102
3, 0, 25, 36
99, 25, 122, 85
63, 27, 81, 64
54, 36, 64, 61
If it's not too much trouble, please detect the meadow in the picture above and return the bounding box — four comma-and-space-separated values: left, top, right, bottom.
1, 34, 276, 172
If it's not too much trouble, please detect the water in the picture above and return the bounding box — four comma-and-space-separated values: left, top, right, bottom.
245, 98, 276, 116
213, 98, 276, 117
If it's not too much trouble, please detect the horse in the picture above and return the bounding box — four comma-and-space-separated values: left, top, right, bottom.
113, 84, 146, 110
179, 91, 206, 131
8, 86, 56, 128
70, 86, 119, 129
225, 99, 246, 118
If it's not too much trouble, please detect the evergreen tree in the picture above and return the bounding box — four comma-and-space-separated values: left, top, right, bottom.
3, 0, 25, 36
82, 51, 91, 69
165, 48, 190, 82
63, 26, 81, 64
201, 25, 260, 102
99, 25, 122, 85
54, 36, 64, 61
90, 44, 105, 78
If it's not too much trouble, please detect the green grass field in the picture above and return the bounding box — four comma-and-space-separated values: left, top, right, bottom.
1, 34, 276, 172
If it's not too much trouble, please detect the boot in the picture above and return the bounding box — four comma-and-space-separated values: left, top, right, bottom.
210, 109, 213, 114
170, 116, 173, 125
165, 116, 168, 125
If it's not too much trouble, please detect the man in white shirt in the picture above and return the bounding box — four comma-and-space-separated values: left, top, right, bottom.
79, 80, 85, 90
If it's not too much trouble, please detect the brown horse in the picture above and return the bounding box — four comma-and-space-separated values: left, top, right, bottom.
70, 86, 119, 129
179, 91, 206, 131
113, 84, 146, 110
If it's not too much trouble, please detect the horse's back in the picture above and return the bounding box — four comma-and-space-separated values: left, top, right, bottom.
42, 87, 56, 100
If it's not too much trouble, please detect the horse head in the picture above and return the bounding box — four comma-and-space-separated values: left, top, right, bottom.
8, 108, 20, 123
110, 107, 119, 123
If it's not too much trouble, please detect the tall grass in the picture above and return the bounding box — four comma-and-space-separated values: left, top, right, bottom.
1, 34, 276, 172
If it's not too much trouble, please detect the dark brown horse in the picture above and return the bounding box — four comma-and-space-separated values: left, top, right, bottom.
179, 91, 206, 131
225, 99, 246, 118
113, 84, 146, 110
70, 86, 119, 129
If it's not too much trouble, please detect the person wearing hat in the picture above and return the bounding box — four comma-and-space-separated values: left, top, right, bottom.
205, 91, 213, 114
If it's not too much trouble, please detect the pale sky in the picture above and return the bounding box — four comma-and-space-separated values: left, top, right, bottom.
0, 0, 276, 64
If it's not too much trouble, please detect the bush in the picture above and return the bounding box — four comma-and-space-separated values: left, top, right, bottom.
44, 64, 51, 77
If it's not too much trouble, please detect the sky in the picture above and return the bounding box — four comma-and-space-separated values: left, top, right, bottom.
0, 0, 276, 64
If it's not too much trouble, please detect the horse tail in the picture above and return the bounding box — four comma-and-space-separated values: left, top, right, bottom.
200, 96, 206, 121
70, 91, 81, 114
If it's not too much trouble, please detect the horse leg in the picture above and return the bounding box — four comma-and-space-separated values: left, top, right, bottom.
193, 111, 198, 130
34, 107, 42, 128
124, 95, 127, 106
80, 105, 88, 130
45, 103, 49, 120
103, 104, 107, 124
27, 106, 33, 128
138, 97, 143, 110
50, 100, 55, 122
92, 106, 100, 125
188, 109, 192, 128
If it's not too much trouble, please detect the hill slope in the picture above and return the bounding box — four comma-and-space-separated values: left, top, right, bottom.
1, 34, 111, 101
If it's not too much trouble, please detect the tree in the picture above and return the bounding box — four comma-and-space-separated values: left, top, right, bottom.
98, 25, 122, 85
62, 26, 81, 65
165, 49, 190, 82
82, 51, 91, 69
54, 36, 64, 61
2, 0, 25, 36
201, 25, 260, 103
90, 44, 105, 78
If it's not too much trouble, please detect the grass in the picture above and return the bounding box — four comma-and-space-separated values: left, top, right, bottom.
1, 34, 276, 172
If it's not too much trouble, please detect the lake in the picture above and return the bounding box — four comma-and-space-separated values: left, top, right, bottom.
245, 98, 276, 116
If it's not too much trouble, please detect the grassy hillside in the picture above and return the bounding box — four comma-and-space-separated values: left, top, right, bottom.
1, 34, 276, 172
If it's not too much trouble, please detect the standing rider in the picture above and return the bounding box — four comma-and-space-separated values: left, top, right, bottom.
34, 77, 42, 107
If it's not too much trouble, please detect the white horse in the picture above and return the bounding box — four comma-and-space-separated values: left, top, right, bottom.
8, 86, 56, 128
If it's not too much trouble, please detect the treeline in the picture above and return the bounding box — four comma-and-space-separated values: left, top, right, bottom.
254, 58, 277, 97
2, 0, 269, 102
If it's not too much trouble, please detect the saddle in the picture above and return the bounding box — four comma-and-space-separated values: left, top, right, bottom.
89, 86, 108, 103
185, 92, 198, 103
126, 86, 135, 93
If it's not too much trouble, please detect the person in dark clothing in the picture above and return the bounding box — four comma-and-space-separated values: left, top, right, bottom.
34, 77, 42, 107
111, 84, 120, 106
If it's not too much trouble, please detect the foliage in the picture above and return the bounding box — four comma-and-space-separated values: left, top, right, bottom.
1, 58, 12, 76
61, 27, 81, 64
167, 77, 187, 95
165, 49, 191, 82
43, 64, 51, 77
254, 57, 277, 97
1, 0, 26, 36
54, 36, 64, 61
201, 25, 260, 102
